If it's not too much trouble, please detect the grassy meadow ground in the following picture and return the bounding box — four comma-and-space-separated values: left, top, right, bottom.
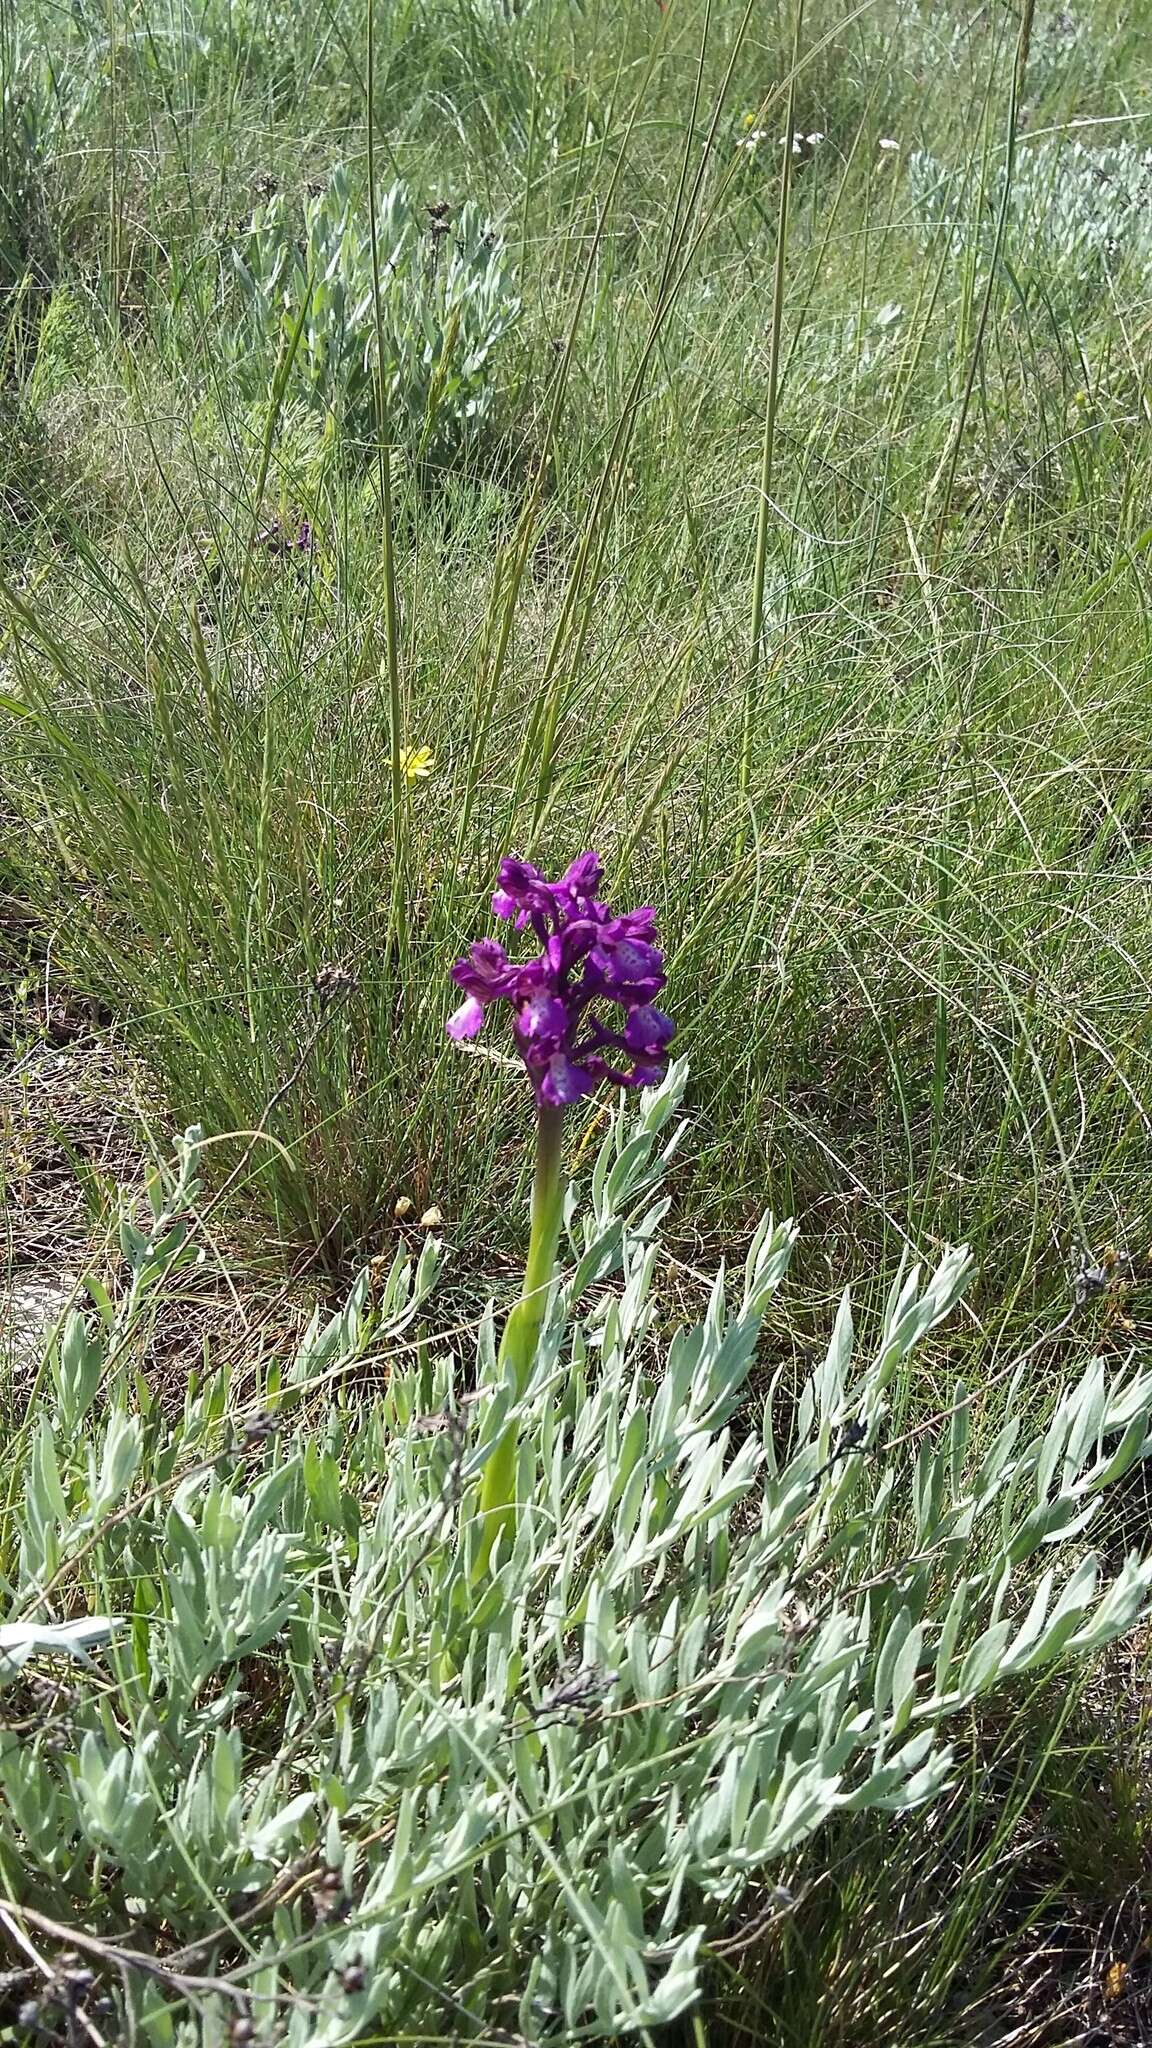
3, 0, 1152, 2037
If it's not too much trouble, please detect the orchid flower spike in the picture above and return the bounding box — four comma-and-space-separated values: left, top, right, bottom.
447, 852, 675, 1107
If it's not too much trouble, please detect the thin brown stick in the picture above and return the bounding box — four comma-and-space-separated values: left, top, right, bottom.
0, 1905, 107, 2046
0, 1899, 297, 2011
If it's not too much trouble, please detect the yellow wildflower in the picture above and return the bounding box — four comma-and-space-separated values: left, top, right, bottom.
398, 745, 436, 782
1104, 1959, 1129, 2002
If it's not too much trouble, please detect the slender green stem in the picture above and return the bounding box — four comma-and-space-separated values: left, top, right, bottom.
516, 1104, 567, 1348
366, 0, 406, 951
473, 1105, 566, 1576
737, 0, 805, 843
929, 0, 1035, 567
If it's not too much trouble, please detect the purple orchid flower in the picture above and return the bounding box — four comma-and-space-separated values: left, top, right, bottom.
447, 853, 675, 1108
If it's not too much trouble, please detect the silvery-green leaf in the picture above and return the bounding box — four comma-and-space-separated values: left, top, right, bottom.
0, 1615, 120, 1683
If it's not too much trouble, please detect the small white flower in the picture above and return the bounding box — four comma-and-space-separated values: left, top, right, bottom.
878, 136, 900, 151
806, 131, 825, 145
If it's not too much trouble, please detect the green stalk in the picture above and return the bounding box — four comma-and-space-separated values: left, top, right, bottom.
366, 0, 406, 954
737, 0, 806, 843
929, 0, 1035, 567
473, 1104, 566, 1577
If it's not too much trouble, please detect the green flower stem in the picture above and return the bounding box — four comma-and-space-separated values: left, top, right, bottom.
473, 1103, 566, 1576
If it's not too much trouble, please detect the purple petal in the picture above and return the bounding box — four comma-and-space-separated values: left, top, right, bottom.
607, 906, 659, 943
516, 990, 571, 1050
595, 935, 664, 983
554, 851, 605, 916
452, 937, 519, 1002
538, 1054, 594, 1106
622, 1005, 675, 1055
492, 856, 552, 925
447, 996, 485, 1041
588, 931, 666, 1004
561, 850, 603, 892
628, 1058, 667, 1088
472, 936, 510, 973
496, 855, 544, 892
546, 919, 598, 977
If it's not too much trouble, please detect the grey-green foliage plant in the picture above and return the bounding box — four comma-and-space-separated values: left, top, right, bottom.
4, 1063, 1152, 2044
230, 164, 520, 461
907, 138, 1152, 296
